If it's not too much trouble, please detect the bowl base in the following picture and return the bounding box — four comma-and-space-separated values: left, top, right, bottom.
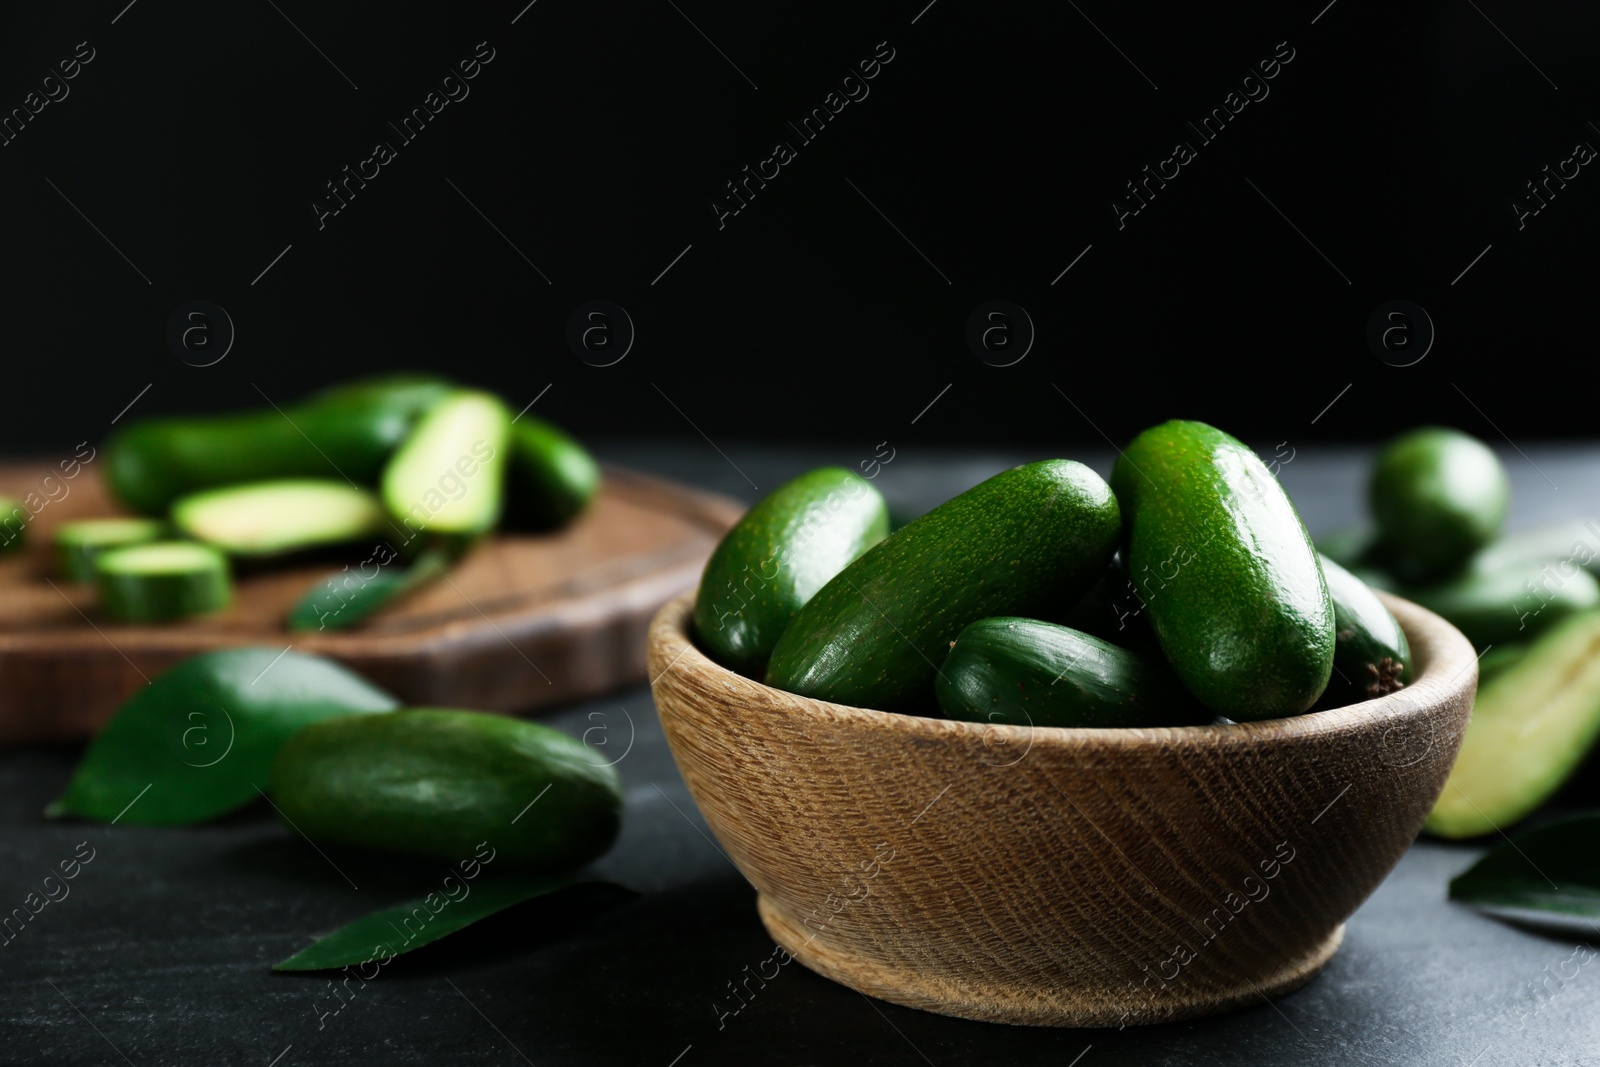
759, 894, 1344, 1028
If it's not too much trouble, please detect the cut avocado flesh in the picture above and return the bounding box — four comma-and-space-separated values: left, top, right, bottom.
173, 480, 387, 556
1427, 610, 1600, 839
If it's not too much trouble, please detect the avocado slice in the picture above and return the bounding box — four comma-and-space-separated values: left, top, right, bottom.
1427, 610, 1600, 839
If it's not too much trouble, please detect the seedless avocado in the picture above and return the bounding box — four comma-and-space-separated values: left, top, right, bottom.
502, 416, 602, 530
935, 618, 1208, 728
104, 375, 454, 515
694, 467, 889, 674
54, 518, 167, 581
1370, 428, 1509, 579
1427, 611, 1600, 839
382, 390, 511, 539
171, 480, 388, 556
765, 460, 1121, 713
1318, 554, 1410, 706
1112, 421, 1334, 720
94, 542, 231, 622
269, 710, 622, 871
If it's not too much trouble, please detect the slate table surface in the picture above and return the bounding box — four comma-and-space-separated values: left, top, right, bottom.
3, 441, 1598, 1067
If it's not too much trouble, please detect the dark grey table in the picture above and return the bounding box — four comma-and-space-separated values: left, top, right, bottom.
4, 443, 1597, 1067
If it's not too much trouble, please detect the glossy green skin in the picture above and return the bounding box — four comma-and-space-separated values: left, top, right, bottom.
1318, 554, 1411, 706
270, 710, 622, 872
935, 617, 1209, 728
49, 648, 397, 825
695, 467, 889, 675
1112, 421, 1334, 720
54, 518, 167, 581
94, 542, 232, 622
1396, 560, 1600, 650
503, 416, 602, 530
765, 460, 1120, 713
1370, 428, 1509, 579
105, 375, 454, 515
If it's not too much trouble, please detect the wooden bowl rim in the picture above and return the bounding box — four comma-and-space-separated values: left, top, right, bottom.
650, 589, 1478, 750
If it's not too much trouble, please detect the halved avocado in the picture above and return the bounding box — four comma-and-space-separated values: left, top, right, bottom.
172, 480, 387, 557
1427, 610, 1600, 839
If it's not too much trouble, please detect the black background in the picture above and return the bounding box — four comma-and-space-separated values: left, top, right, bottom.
0, 0, 1595, 456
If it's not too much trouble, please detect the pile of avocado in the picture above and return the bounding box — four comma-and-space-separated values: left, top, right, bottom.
52, 645, 623, 880
45, 376, 598, 627
691, 420, 1410, 732
1321, 427, 1600, 840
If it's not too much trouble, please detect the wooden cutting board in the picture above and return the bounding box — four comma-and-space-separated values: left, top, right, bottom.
0, 463, 742, 743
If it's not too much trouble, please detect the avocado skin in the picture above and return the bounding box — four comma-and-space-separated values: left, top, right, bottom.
935, 617, 1209, 728
694, 467, 888, 676
502, 416, 602, 530
766, 460, 1121, 714
270, 709, 621, 872
1112, 420, 1334, 721
1369, 427, 1509, 580
1317, 554, 1411, 707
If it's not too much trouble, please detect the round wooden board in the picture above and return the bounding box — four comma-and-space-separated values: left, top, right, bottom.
0, 463, 742, 743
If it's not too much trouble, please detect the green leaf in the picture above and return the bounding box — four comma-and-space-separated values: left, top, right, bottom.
287, 546, 454, 632
273, 877, 625, 971
48, 648, 396, 826
1449, 813, 1600, 920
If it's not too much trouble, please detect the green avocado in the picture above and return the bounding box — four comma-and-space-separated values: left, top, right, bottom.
765, 460, 1120, 713
694, 467, 888, 675
380, 390, 511, 539
935, 617, 1209, 728
1111, 420, 1334, 721
1427, 611, 1600, 839
171, 480, 388, 557
1318, 554, 1411, 707
269, 710, 622, 871
502, 416, 601, 530
94, 541, 232, 622
54, 517, 167, 581
104, 375, 454, 515
1369, 427, 1509, 579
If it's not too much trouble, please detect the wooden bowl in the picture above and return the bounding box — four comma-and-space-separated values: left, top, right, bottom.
648, 590, 1476, 1027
